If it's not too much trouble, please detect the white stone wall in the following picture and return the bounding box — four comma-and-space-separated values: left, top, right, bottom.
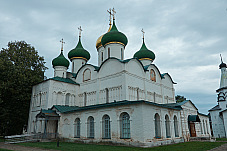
57, 103, 183, 147
27, 79, 79, 133
54, 66, 67, 78
209, 110, 226, 138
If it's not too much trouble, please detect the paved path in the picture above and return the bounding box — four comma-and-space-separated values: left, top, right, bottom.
207, 143, 227, 151
0, 142, 58, 151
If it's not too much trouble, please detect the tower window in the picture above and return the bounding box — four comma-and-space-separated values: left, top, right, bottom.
101, 52, 104, 62
121, 48, 123, 60
150, 69, 156, 82
108, 48, 110, 58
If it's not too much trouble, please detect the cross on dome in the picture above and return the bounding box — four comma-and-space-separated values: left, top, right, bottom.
107, 8, 112, 25
112, 8, 116, 20
60, 38, 65, 52
141, 28, 145, 39
78, 26, 82, 37
220, 54, 223, 63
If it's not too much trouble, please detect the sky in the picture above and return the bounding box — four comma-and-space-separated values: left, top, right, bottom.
1, 0, 227, 114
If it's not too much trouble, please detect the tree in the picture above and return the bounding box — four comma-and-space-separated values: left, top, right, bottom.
175, 95, 187, 103
0, 41, 48, 136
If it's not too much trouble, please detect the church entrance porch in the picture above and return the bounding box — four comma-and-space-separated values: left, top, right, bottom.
188, 115, 201, 137
35, 109, 60, 139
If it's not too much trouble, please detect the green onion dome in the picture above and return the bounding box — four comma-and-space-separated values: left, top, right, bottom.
68, 37, 90, 61
101, 20, 128, 47
52, 51, 70, 68
133, 38, 155, 61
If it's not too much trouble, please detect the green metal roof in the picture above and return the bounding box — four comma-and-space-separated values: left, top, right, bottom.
133, 38, 155, 61
188, 115, 201, 122
101, 20, 128, 47
49, 77, 79, 85
36, 109, 59, 118
52, 51, 70, 68
68, 37, 90, 61
52, 100, 182, 114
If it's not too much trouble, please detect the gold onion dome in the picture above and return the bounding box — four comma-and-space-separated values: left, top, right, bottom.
96, 24, 112, 49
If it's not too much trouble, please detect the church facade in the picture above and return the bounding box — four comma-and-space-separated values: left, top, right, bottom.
209, 58, 227, 138
27, 10, 211, 147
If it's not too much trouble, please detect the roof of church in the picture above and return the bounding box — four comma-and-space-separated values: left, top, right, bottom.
165, 100, 198, 110
216, 86, 227, 92
52, 100, 182, 114
209, 104, 221, 111
49, 77, 79, 85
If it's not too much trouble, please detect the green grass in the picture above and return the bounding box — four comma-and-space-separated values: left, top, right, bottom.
216, 138, 227, 141
0, 149, 12, 151
18, 141, 226, 151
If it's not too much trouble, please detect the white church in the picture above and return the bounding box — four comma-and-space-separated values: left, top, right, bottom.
209, 57, 227, 138
27, 10, 211, 147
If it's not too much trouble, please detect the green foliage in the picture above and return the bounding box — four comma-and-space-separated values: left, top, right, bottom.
18, 141, 226, 151
175, 95, 187, 103
0, 41, 48, 136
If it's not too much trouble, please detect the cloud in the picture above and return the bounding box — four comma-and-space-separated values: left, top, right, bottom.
1, 0, 227, 113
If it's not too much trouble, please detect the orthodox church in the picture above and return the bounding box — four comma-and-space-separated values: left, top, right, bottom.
209, 57, 227, 138
27, 9, 211, 147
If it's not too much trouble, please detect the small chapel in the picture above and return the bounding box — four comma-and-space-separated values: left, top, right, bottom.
27, 9, 211, 147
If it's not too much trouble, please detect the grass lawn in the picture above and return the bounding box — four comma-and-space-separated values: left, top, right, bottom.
216, 138, 227, 141
0, 149, 12, 151
18, 141, 226, 151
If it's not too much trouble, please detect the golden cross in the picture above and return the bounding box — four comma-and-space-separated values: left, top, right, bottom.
107, 8, 112, 25
78, 26, 82, 37
112, 8, 116, 20
141, 28, 145, 39
60, 38, 65, 51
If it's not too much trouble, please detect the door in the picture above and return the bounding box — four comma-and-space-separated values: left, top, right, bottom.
189, 122, 196, 137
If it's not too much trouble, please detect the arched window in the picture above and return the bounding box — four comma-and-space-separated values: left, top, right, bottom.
65, 93, 70, 106
101, 52, 104, 62
102, 115, 111, 139
174, 116, 179, 137
72, 62, 74, 73
84, 92, 87, 106
137, 88, 139, 100
155, 113, 161, 138
121, 48, 123, 60
108, 48, 110, 58
105, 88, 109, 103
150, 69, 156, 82
74, 118, 80, 138
83, 68, 91, 82
165, 115, 171, 138
120, 112, 130, 138
87, 116, 94, 138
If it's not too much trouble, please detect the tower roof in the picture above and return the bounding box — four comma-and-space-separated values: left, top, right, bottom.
52, 51, 70, 68
219, 54, 226, 69
101, 19, 128, 47
133, 37, 155, 61
68, 36, 90, 61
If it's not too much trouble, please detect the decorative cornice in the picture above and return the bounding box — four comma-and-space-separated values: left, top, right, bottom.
104, 41, 125, 47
